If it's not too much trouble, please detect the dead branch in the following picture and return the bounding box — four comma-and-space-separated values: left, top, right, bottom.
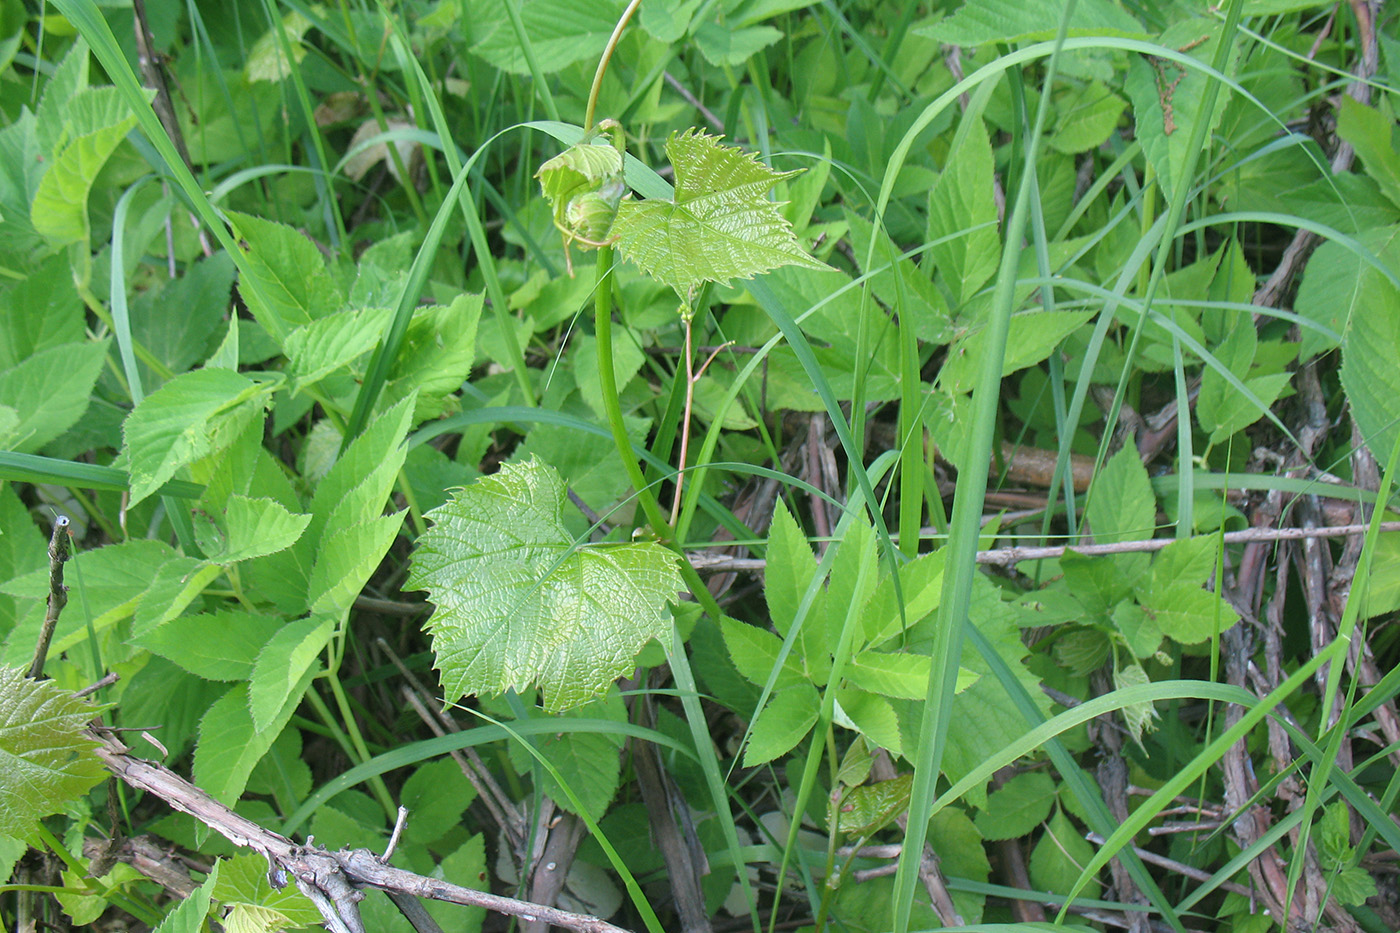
685, 521, 1400, 572
28, 515, 71, 679
87, 728, 635, 933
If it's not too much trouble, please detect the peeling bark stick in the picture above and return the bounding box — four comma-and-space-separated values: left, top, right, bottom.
88, 730, 636, 933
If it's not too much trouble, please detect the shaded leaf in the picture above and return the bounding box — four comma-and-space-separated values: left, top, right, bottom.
1336, 97, 1400, 211
151, 860, 220, 933
134, 611, 285, 682
1341, 262, 1400, 459
719, 617, 808, 689
744, 684, 819, 766
1029, 809, 1098, 896
1050, 80, 1127, 153
0, 254, 83, 369
975, 771, 1056, 841
927, 116, 1000, 307
194, 677, 313, 806
506, 695, 626, 818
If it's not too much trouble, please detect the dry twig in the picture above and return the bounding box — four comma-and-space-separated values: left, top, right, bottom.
88, 729, 634, 933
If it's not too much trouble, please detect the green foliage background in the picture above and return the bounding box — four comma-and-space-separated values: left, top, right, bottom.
2, 0, 1400, 931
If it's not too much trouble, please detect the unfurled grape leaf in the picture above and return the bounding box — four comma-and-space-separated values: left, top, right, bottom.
0, 666, 107, 838
408, 457, 683, 712
537, 135, 624, 234
611, 130, 831, 306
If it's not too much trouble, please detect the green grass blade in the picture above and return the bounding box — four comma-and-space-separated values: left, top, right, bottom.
0, 451, 203, 498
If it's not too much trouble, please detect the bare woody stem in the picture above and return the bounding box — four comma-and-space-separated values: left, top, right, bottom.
685, 521, 1400, 571
89, 729, 636, 933
28, 515, 71, 679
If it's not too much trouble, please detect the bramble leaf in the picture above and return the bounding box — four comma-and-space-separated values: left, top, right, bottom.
150, 860, 219, 933
745, 685, 819, 766
0, 667, 107, 838
0, 339, 108, 454
408, 457, 683, 712
122, 368, 276, 507
975, 771, 1056, 841
611, 129, 831, 306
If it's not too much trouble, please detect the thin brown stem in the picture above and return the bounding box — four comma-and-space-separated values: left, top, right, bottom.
29, 515, 72, 680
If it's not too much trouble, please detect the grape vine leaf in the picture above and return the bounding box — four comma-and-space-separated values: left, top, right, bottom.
0, 666, 108, 838
611, 129, 831, 306
407, 457, 683, 712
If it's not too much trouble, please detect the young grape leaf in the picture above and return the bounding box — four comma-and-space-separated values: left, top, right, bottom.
0, 667, 108, 838
611, 129, 831, 306
408, 457, 683, 712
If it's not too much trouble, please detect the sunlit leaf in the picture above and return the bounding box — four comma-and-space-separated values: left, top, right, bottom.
611, 130, 830, 305
408, 457, 683, 712
0, 667, 107, 838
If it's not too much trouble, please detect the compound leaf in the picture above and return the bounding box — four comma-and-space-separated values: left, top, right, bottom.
408, 457, 683, 712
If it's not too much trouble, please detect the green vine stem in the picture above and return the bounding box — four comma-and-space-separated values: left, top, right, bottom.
583, 0, 643, 133
591, 249, 728, 619
594, 247, 671, 537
